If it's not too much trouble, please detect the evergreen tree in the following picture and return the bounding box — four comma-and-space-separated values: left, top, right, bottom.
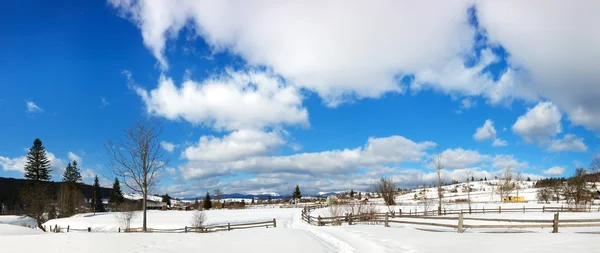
350, 189, 355, 198
63, 161, 82, 183
92, 175, 105, 213
358, 192, 362, 199
527, 177, 531, 182
203, 192, 212, 210
484, 177, 487, 181
24, 138, 52, 181
471, 176, 475, 182
59, 161, 84, 217
267, 195, 272, 203
108, 178, 124, 207
161, 194, 171, 206
292, 185, 302, 200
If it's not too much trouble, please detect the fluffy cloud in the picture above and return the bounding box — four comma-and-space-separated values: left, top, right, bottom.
547, 134, 588, 152
67, 152, 82, 163
477, 1, 600, 130
438, 148, 487, 169
512, 101, 562, 144
491, 155, 528, 170
474, 119, 507, 147
111, 1, 600, 130
26, 100, 43, 113
133, 70, 308, 131
180, 135, 436, 180
100, 97, 110, 108
542, 166, 565, 175
0, 156, 27, 172
109, 0, 479, 106
183, 129, 286, 162
160, 141, 176, 153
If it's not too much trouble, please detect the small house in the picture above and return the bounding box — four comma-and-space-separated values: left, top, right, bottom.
501, 196, 525, 203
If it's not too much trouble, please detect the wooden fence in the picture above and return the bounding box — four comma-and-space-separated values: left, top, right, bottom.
302, 205, 600, 233
45, 218, 277, 233
379, 205, 600, 216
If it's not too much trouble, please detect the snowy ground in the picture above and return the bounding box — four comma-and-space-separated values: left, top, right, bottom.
2, 208, 600, 252
3, 181, 600, 252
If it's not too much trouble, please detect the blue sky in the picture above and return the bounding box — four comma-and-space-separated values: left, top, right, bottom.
1, 0, 599, 198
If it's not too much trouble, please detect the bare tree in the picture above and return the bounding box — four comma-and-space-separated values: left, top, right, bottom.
106, 120, 168, 232
213, 188, 223, 202
117, 209, 138, 232
375, 177, 396, 207
432, 152, 444, 215
497, 167, 515, 200
465, 170, 474, 211
515, 172, 523, 197
537, 187, 552, 204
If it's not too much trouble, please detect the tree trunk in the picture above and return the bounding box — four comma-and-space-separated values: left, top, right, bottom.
143, 190, 147, 232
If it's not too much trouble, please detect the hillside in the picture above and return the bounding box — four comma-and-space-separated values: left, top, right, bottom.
0, 177, 112, 212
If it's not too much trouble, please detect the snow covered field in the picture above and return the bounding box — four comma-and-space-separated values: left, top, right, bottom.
2, 207, 600, 252
3, 180, 600, 252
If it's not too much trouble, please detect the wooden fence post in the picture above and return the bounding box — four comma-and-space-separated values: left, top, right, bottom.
87, 227, 91, 232
499, 206, 501, 214
444, 208, 446, 215
409, 209, 411, 215
457, 213, 464, 233
385, 213, 389, 227
67, 225, 70, 233
228, 223, 231, 231
349, 214, 353, 225
185, 226, 187, 233
523, 206, 525, 213
318, 216, 322, 226
543, 206, 545, 213
54, 224, 57, 233
483, 207, 485, 214
399, 209, 402, 216
308, 215, 311, 224
552, 212, 559, 233
273, 218, 277, 228
118, 227, 120, 233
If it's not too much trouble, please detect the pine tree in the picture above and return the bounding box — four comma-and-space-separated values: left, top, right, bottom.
267, 195, 272, 203
527, 177, 531, 182
350, 189, 355, 198
59, 161, 84, 217
484, 177, 487, 181
63, 161, 82, 183
108, 178, 124, 208
358, 192, 362, 199
203, 192, 212, 210
292, 185, 302, 200
24, 138, 52, 181
92, 175, 105, 213
471, 176, 475, 182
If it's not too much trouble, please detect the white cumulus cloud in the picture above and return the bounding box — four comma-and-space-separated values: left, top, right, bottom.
133, 69, 308, 131
542, 166, 565, 175
547, 134, 588, 152
183, 129, 286, 162
160, 141, 176, 153
474, 119, 507, 147
512, 101, 562, 144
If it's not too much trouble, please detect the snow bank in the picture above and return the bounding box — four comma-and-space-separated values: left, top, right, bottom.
0, 224, 43, 236
0, 215, 37, 228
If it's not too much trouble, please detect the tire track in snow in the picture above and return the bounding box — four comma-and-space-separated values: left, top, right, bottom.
288, 212, 356, 253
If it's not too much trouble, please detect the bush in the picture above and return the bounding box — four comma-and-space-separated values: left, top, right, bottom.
190, 210, 207, 232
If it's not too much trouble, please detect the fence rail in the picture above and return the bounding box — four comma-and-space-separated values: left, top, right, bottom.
302, 205, 600, 233
45, 218, 277, 234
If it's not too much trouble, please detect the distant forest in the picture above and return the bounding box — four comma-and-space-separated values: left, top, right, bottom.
0, 177, 112, 213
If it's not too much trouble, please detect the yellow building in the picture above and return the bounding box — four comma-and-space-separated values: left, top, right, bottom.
501, 196, 525, 203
